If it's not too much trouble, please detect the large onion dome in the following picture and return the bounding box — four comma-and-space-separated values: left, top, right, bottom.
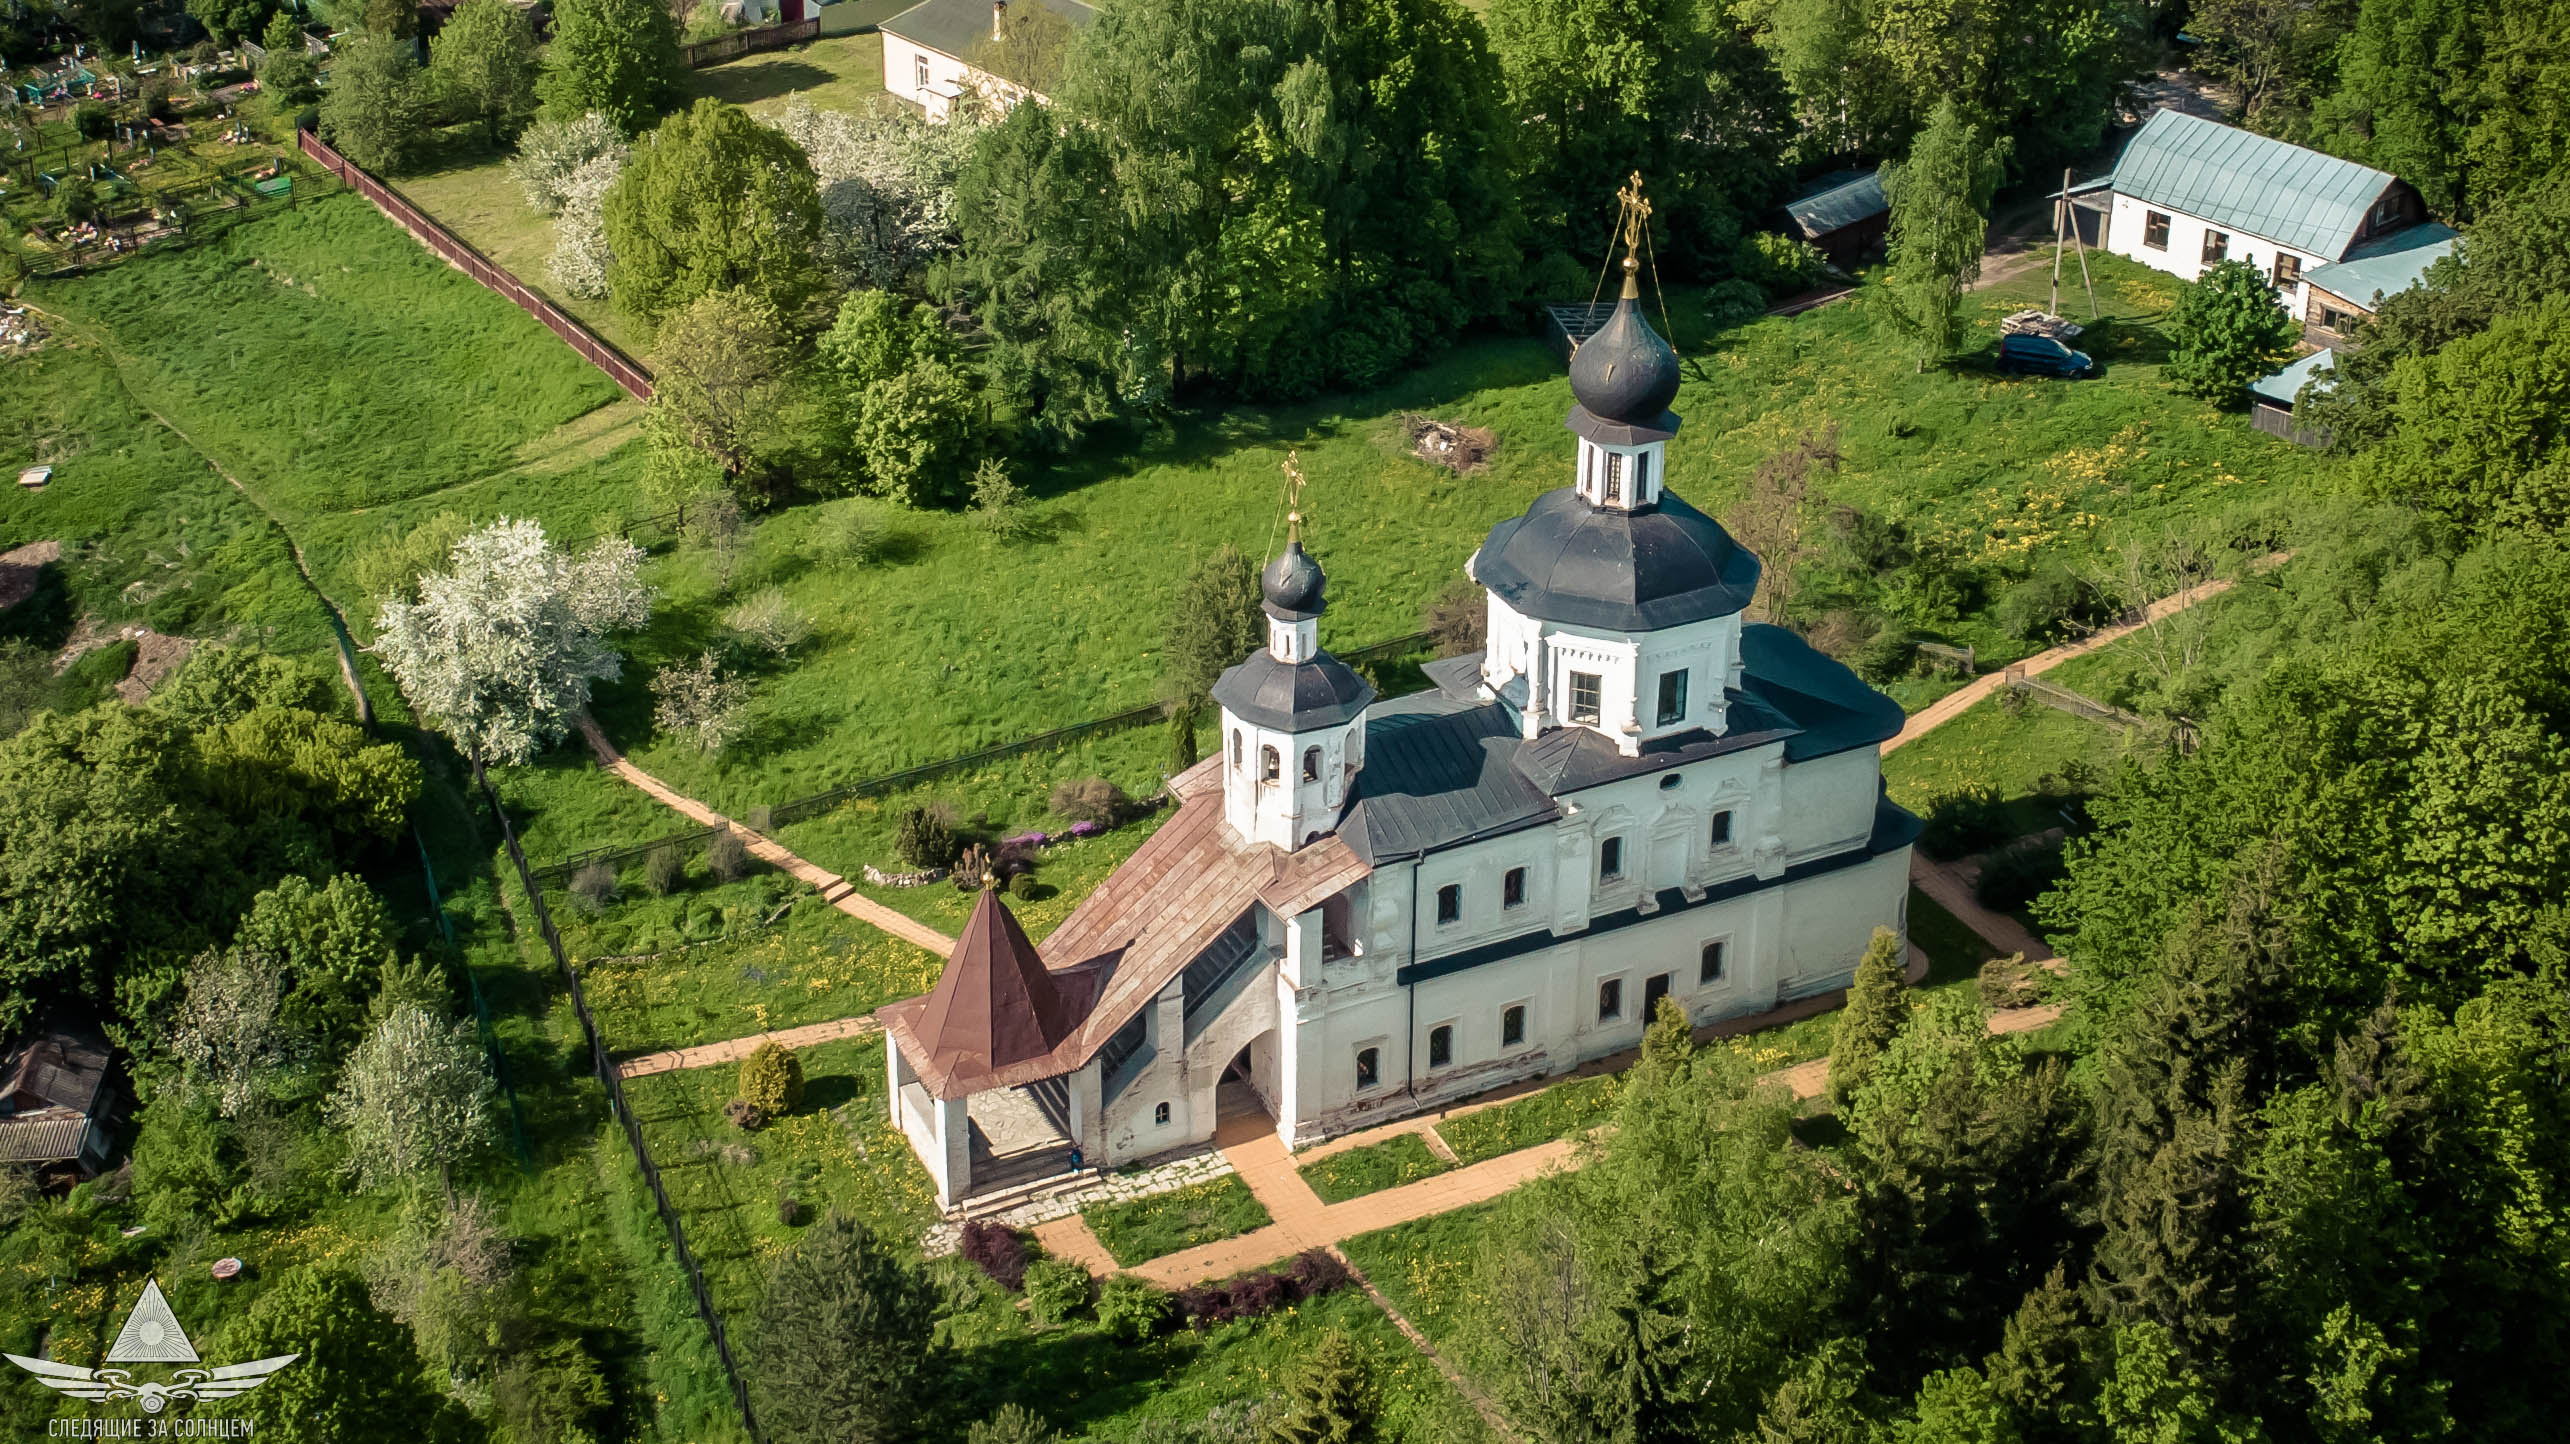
1262, 539, 1326, 620
1568, 264, 1682, 428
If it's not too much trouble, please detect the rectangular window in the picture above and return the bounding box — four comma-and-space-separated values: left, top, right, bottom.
1597, 978, 1622, 1021
1643, 971, 1671, 1017
2273, 253, 2302, 288
1568, 671, 1602, 725
914, 56, 929, 90
1710, 810, 1734, 846
2373, 194, 2404, 229
1436, 883, 1462, 926
2319, 304, 2358, 332
1655, 669, 1688, 726
1502, 1004, 1526, 1047
1599, 836, 1624, 881
2202, 229, 2229, 264
2142, 210, 2170, 250
1502, 867, 1527, 909
1355, 1047, 1380, 1089
1700, 940, 1726, 984
1604, 452, 1623, 504
1428, 1025, 1453, 1068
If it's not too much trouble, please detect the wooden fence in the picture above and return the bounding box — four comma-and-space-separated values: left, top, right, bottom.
296, 127, 656, 401
529, 630, 1440, 882
680, 16, 822, 67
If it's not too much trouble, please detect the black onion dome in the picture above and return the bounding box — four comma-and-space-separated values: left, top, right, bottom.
1262, 540, 1326, 620
1210, 650, 1376, 734
1569, 292, 1682, 427
1474, 486, 1762, 631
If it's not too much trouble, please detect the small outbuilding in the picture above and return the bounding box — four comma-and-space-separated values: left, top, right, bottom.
2249, 347, 2336, 448
1781, 169, 1889, 270
881, 0, 1096, 120
0, 1029, 117, 1178
2299, 222, 2457, 346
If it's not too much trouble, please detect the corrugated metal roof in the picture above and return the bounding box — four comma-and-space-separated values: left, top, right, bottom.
2108, 111, 2395, 260
2250, 346, 2336, 406
2302, 223, 2457, 307
881, 0, 1095, 74
1786, 170, 1888, 237
0, 1111, 91, 1163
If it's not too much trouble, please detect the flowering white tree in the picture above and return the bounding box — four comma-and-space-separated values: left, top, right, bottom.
328, 1003, 499, 1199
508, 110, 626, 216
374, 519, 652, 766
769, 100, 982, 288
169, 949, 287, 1118
547, 150, 624, 299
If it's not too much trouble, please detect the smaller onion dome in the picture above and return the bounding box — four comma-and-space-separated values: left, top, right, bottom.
1569, 262, 1682, 428
1262, 539, 1326, 620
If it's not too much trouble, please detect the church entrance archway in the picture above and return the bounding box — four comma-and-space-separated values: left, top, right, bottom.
1214, 1032, 1280, 1144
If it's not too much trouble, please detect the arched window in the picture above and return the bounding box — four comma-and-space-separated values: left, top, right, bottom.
1154, 1101, 1171, 1126
1231, 730, 1243, 768
1302, 746, 1321, 782
1260, 745, 1280, 783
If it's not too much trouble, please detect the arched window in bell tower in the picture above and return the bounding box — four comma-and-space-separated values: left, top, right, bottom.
1261, 745, 1280, 783
1302, 746, 1321, 782
1231, 730, 1243, 769
1636, 450, 1651, 499
1604, 452, 1623, 505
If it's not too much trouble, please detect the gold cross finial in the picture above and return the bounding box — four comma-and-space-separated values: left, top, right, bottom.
1615, 172, 1651, 296
1282, 450, 1307, 543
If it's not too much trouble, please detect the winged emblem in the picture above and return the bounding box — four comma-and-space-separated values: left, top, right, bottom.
5, 1352, 300, 1414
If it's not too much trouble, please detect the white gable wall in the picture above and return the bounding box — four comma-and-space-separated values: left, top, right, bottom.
2106, 193, 2328, 316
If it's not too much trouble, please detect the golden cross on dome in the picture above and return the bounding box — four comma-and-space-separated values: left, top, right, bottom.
1282, 449, 1307, 543
1614, 171, 1652, 295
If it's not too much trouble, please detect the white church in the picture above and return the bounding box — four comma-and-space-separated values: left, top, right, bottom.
880, 247, 1921, 1209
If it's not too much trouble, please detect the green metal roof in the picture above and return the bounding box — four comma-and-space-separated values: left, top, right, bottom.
2108, 111, 2396, 260
1785, 169, 1888, 237
2302, 223, 2456, 307
2250, 347, 2336, 406
881, 0, 1095, 76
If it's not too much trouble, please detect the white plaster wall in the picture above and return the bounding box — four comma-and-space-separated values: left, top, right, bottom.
1774, 748, 1883, 862
1477, 599, 1740, 749
1218, 708, 1362, 851
877, 35, 1046, 120
2106, 194, 2322, 314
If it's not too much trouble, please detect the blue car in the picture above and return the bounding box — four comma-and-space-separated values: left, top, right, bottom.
1998, 333, 2096, 378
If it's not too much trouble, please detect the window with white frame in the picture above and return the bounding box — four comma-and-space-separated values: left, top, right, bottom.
1502, 1004, 1526, 1047
1599, 836, 1624, 881
1436, 883, 1462, 925
1710, 809, 1734, 846
914, 55, 929, 90
1154, 1101, 1171, 1125
1260, 745, 1280, 783
1503, 866, 1527, 908
1597, 977, 1623, 1021
1355, 1047, 1380, 1089
1569, 671, 1602, 725
1700, 939, 1726, 984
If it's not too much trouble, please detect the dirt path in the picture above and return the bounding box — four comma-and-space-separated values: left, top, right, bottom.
575, 716, 959, 957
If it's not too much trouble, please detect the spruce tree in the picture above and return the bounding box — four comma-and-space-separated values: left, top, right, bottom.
1162, 545, 1266, 712
752, 1214, 939, 1444
1264, 1330, 1379, 1444
1985, 1266, 2100, 1444
1827, 926, 1908, 1108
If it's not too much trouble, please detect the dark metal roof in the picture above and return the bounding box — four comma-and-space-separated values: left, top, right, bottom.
1210, 649, 1375, 733
880, 0, 1097, 73
1568, 290, 1682, 426
1261, 540, 1325, 620
1566, 404, 1677, 446
1473, 486, 1762, 631
1510, 713, 1799, 795
1736, 624, 1907, 760
1340, 700, 1559, 862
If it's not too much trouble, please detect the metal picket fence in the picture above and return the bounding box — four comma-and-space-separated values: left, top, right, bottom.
529, 629, 1439, 883
473, 759, 766, 1444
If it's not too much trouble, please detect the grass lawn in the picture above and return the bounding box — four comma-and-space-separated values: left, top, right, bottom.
1884, 691, 2128, 836
1436, 1071, 1621, 1166
569, 895, 943, 1056
1084, 1176, 1274, 1267
940, 1269, 1495, 1441
1338, 1203, 1498, 1356
688, 33, 890, 117
392, 152, 646, 362
1296, 1131, 1455, 1203
23, 195, 626, 523
622, 1033, 943, 1318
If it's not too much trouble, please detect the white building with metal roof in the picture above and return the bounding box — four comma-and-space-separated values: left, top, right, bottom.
2076, 111, 2443, 325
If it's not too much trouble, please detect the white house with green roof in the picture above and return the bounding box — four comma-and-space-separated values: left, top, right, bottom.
2073, 111, 2446, 325
880, 0, 1095, 120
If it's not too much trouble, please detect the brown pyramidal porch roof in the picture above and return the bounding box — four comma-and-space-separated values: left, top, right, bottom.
883, 887, 1102, 1099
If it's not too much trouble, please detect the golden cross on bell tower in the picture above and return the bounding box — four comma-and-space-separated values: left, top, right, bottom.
1614, 171, 1652, 298
1282, 449, 1307, 543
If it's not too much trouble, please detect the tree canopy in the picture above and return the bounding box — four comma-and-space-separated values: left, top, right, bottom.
537, 0, 686, 135
604, 98, 829, 324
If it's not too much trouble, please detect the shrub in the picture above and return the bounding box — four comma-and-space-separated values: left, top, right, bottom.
737, 1042, 804, 1117
1023, 1256, 1092, 1326
55, 179, 98, 226
1097, 1274, 1170, 1342
724, 587, 812, 655
971, 458, 1039, 539
1734, 230, 1828, 296
1170, 1252, 1346, 1330
724, 1098, 766, 1130
1010, 871, 1040, 900
1919, 787, 2012, 861
1287, 1248, 1351, 1298
896, 807, 957, 870
642, 844, 684, 896
1995, 566, 2105, 643
744, 804, 775, 833
1049, 776, 1128, 826
73, 103, 113, 140
569, 861, 618, 913
707, 829, 750, 882
778, 1197, 804, 1226
1977, 953, 2044, 1010
1423, 577, 1487, 656
959, 1220, 1031, 1292
1227, 1271, 1288, 1317
835, 500, 893, 563
1976, 834, 2067, 912
508, 110, 627, 217
1703, 278, 1766, 329
1851, 627, 1918, 684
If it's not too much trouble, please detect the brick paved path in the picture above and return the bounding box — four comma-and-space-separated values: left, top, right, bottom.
615, 1014, 883, 1080
576, 716, 957, 955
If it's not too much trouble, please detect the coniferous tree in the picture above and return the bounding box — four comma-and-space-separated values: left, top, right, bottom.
1264, 1330, 1380, 1444
752, 1214, 940, 1444
968, 1404, 1063, 1444
1162, 545, 1266, 715
1878, 100, 2011, 371
1984, 1266, 2101, 1444
1827, 926, 1908, 1108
